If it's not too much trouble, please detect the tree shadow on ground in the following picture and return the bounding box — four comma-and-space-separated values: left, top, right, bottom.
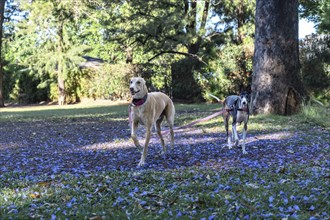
1, 114, 328, 177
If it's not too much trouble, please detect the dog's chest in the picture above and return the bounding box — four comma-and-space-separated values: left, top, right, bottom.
132, 108, 148, 123
236, 111, 248, 124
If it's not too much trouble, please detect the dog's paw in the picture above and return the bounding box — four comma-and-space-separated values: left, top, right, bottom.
138, 160, 145, 167
135, 145, 143, 152
242, 150, 248, 154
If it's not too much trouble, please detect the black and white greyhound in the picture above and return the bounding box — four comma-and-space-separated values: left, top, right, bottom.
209, 91, 250, 154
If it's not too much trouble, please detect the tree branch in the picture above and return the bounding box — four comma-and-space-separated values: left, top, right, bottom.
148, 51, 207, 65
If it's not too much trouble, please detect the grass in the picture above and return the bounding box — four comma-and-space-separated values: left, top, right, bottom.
1, 166, 328, 219
0, 102, 329, 219
0, 101, 129, 122
298, 104, 330, 127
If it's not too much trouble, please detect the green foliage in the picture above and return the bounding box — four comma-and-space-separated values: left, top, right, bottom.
172, 58, 204, 102
2, 0, 260, 104
300, 35, 330, 104
299, 104, 330, 127
3, 0, 328, 106
300, 0, 330, 34
202, 0, 255, 101
3, 40, 50, 103
7, 0, 92, 103
206, 37, 254, 100
79, 64, 137, 101
5, 70, 49, 104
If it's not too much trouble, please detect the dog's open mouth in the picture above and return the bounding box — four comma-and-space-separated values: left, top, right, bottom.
242, 105, 248, 112
130, 90, 140, 95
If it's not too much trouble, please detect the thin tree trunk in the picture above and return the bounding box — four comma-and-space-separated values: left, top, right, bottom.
57, 21, 65, 105
125, 46, 133, 64
58, 76, 65, 105
251, 0, 305, 115
0, 0, 5, 107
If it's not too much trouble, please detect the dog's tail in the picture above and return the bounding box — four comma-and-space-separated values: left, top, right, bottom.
207, 93, 221, 102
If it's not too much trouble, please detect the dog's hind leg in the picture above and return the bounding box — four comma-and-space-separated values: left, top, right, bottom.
169, 124, 174, 149
165, 104, 175, 149
242, 122, 248, 154
156, 116, 166, 154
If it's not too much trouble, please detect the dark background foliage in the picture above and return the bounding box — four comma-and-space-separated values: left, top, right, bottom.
0, 0, 329, 105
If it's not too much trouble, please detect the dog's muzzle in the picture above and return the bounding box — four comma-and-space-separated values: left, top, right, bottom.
130, 88, 139, 95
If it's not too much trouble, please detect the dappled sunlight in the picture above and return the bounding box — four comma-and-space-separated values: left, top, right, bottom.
0, 103, 329, 220
0, 102, 329, 180
0, 102, 130, 123
247, 131, 293, 143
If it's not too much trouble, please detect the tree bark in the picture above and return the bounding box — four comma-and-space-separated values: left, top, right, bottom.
0, 0, 5, 107
57, 21, 65, 105
252, 0, 305, 115
57, 76, 65, 105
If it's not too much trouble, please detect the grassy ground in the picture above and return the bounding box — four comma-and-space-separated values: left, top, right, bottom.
0, 102, 329, 219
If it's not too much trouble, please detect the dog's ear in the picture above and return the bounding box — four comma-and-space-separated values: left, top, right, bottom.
141, 78, 148, 92
234, 96, 239, 105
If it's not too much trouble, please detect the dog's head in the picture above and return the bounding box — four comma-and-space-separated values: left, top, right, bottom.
129, 77, 148, 99
239, 91, 250, 110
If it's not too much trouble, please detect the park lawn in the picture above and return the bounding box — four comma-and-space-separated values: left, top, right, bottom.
0, 102, 329, 219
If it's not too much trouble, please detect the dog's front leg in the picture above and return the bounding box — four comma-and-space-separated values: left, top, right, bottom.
232, 123, 239, 147
224, 114, 232, 148
131, 121, 142, 150
242, 122, 248, 154
138, 125, 152, 167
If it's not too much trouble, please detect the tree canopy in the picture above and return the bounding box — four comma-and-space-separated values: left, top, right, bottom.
0, 0, 328, 108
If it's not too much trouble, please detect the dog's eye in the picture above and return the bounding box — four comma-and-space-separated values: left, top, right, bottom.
137, 81, 141, 84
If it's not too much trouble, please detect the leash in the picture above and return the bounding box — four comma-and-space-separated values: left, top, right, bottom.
128, 105, 225, 133
162, 109, 225, 134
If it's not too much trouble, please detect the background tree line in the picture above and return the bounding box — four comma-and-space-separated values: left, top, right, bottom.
0, 0, 329, 109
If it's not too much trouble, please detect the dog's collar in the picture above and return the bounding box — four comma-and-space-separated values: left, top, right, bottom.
131, 93, 148, 107
237, 107, 249, 112
226, 107, 249, 112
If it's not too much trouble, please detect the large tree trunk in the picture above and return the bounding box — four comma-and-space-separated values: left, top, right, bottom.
0, 0, 5, 107
252, 0, 305, 115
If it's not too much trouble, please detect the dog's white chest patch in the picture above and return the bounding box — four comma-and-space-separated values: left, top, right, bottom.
133, 108, 147, 125
236, 111, 247, 124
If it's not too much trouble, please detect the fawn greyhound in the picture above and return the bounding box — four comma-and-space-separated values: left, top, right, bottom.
129, 77, 175, 166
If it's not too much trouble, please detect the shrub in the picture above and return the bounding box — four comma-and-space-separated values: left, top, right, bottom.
300, 34, 330, 105
79, 64, 142, 101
